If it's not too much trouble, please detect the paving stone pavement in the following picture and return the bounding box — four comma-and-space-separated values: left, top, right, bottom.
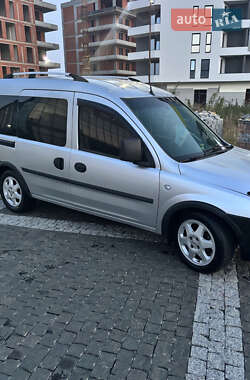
0, 201, 249, 380
0, 219, 198, 380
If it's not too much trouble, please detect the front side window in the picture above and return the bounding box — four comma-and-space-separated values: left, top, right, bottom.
17, 97, 67, 146
78, 99, 154, 165
124, 97, 231, 162
78, 100, 136, 159
0, 96, 18, 136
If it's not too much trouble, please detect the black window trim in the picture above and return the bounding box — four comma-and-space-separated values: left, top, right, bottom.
77, 98, 155, 168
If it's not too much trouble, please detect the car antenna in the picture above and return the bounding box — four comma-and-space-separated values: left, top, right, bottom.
148, 0, 155, 96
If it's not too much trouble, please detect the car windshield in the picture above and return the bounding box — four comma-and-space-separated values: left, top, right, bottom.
124, 97, 232, 162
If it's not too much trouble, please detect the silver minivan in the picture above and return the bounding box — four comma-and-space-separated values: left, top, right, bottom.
0, 73, 249, 273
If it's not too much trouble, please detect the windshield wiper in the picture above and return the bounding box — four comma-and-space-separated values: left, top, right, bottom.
204, 144, 233, 156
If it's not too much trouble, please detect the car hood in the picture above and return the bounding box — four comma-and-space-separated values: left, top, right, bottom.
179, 146, 250, 195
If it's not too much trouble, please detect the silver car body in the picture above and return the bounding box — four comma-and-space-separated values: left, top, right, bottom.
0, 76, 249, 254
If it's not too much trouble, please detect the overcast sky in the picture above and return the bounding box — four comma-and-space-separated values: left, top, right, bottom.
44, 0, 70, 71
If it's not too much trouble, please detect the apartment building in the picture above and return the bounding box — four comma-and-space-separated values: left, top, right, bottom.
0, 0, 60, 78
128, 0, 250, 105
62, 0, 136, 76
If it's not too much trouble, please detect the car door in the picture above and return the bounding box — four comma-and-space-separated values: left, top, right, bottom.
68, 93, 160, 230
15, 90, 73, 203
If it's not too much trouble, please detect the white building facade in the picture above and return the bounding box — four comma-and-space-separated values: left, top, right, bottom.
128, 0, 250, 105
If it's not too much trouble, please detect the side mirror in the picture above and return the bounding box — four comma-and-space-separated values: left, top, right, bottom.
120, 137, 143, 164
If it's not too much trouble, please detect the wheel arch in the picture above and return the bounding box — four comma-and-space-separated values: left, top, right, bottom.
161, 201, 241, 248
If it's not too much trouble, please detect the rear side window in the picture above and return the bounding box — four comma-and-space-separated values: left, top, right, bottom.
0, 96, 18, 136
17, 97, 67, 146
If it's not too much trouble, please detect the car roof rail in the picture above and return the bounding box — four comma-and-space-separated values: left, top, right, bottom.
128, 77, 142, 83
4, 72, 88, 82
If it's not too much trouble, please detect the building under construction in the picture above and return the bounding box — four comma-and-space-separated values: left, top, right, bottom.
62, 0, 136, 76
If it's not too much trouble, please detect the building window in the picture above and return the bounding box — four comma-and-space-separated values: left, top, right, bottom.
191, 33, 201, 53
205, 5, 213, 25
194, 90, 207, 106
6, 22, 16, 40
9, 0, 14, 18
205, 32, 212, 53
245, 89, 250, 105
200, 59, 210, 78
13, 45, 18, 61
125, 48, 129, 56
150, 61, 159, 75
126, 63, 129, 71
23, 5, 30, 22
119, 47, 123, 55
151, 36, 160, 50
125, 18, 130, 26
126, 33, 129, 41
0, 0, 6, 17
10, 67, 20, 74
25, 26, 32, 42
78, 100, 137, 159
0, 22, 2, 38
90, 20, 95, 27
35, 10, 40, 21
190, 59, 196, 79
119, 62, 123, 70
26, 47, 33, 63
0, 43, 11, 60
119, 32, 124, 40
193, 6, 199, 15
2, 66, 7, 77
151, 11, 161, 24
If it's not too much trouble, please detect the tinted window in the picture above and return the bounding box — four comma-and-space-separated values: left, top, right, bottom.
78, 100, 136, 159
0, 96, 18, 136
17, 97, 67, 146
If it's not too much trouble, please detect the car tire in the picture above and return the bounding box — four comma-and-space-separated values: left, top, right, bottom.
0, 170, 35, 213
174, 211, 234, 273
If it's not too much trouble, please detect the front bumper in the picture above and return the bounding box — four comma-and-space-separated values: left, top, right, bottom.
229, 214, 250, 259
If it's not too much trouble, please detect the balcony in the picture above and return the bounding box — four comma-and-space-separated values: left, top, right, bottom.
128, 50, 160, 61
128, 0, 161, 13
39, 60, 60, 69
90, 54, 129, 62
88, 7, 135, 18
128, 23, 160, 38
35, 20, 58, 32
37, 41, 59, 51
242, 19, 250, 29
87, 24, 129, 33
220, 46, 250, 56
89, 39, 136, 48
34, 1, 56, 13
90, 69, 136, 76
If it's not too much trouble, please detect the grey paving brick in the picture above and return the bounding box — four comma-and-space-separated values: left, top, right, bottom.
127, 369, 147, 380
187, 357, 206, 377
29, 367, 51, 380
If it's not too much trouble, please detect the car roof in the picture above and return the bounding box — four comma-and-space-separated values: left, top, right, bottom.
0, 76, 174, 100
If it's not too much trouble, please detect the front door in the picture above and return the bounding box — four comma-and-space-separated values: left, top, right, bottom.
68, 94, 160, 230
